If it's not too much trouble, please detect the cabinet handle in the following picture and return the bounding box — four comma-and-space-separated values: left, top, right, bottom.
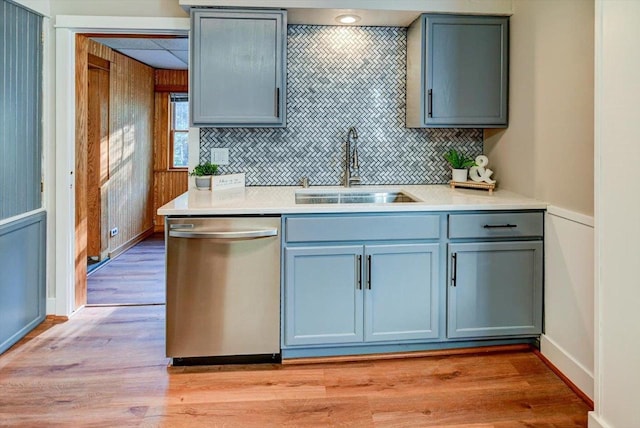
367, 255, 372, 290
483, 224, 518, 229
451, 253, 457, 287
428, 89, 433, 118
356, 255, 362, 290
275, 88, 280, 118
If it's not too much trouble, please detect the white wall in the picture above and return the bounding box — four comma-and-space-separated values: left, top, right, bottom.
485, 0, 594, 216
51, 0, 187, 17
542, 208, 594, 399
484, 0, 595, 399
590, 1, 640, 426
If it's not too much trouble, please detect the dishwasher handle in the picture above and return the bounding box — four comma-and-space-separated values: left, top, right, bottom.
169, 228, 278, 240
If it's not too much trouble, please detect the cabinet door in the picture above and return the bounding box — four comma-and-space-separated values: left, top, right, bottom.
426, 15, 508, 127
191, 10, 286, 127
447, 241, 542, 338
284, 246, 363, 346
364, 244, 439, 342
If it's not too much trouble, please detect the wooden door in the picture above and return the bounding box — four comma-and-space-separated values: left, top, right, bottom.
87, 59, 110, 261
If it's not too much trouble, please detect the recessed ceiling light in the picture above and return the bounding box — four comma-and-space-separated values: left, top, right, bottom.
335, 14, 361, 25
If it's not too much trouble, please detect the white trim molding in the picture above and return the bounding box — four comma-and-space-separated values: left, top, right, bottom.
588, 412, 611, 428
0, 208, 46, 228
52, 16, 189, 316
540, 334, 594, 399
55, 15, 190, 32
547, 205, 594, 228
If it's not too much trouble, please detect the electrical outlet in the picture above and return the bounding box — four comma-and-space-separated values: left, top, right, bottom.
110, 227, 119, 237
211, 148, 230, 165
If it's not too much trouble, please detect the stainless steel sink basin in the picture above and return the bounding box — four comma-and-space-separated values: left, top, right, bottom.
295, 191, 417, 204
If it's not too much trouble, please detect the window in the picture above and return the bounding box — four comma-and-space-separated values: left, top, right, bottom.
170, 93, 189, 169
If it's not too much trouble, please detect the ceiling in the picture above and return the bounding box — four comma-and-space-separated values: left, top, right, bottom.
90, 37, 189, 70
88, 9, 421, 70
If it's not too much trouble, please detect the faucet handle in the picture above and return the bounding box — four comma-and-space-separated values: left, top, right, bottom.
300, 176, 310, 188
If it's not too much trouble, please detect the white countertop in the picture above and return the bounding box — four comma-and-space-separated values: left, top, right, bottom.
157, 185, 547, 216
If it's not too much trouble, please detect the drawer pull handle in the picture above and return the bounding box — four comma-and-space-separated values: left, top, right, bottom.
451, 253, 457, 287
483, 224, 518, 229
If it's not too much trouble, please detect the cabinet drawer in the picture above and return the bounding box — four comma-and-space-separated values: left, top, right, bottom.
448, 212, 543, 239
286, 215, 440, 243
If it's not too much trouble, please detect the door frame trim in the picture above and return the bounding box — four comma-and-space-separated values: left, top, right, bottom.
54, 16, 189, 316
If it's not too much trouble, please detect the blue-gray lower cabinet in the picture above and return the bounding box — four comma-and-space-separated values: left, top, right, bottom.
284, 243, 440, 347
0, 211, 46, 354
447, 241, 543, 338
284, 245, 364, 346
364, 244, 439, 342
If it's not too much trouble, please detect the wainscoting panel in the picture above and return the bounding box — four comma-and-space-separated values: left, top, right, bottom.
542, 207, 594, 399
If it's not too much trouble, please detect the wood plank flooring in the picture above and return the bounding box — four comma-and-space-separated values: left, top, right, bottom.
0, 305, 590, 427
87, 233, 165, 305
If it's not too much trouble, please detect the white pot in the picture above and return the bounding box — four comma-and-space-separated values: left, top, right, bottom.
195, 176, 211, 190
451, 168, 468, 182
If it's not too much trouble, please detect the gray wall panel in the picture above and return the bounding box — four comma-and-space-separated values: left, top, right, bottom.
0, 0, 42, 221
0, 211, 46, 354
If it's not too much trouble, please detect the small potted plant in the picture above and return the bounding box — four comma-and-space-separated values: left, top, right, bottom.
444, 149, 476, 182
190, 161, 219, 190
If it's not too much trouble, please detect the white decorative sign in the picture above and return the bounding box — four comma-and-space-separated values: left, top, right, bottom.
212, 173, 246, 190
469, 155, 496, 184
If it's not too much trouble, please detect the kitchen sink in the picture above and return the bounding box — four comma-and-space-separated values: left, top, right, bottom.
295, 190, 418, 204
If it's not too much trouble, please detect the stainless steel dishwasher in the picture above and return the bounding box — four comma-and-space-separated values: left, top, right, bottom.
165, 216, 281, 365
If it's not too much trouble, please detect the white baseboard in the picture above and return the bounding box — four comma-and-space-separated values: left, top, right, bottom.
46, 298, 57, 315
540, 334, 594, 399
588, 412, 610, 428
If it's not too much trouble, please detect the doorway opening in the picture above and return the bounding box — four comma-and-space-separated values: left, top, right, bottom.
75, 33, 189, 308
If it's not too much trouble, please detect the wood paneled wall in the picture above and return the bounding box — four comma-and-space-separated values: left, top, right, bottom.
75, 36, 156, 308
155, 69, 188, 92
87, 66, 109, 259
153, 70, 188, 232
101, 42, 155, 254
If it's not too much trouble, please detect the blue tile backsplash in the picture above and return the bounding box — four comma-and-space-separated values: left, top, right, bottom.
199, 25, 483, 186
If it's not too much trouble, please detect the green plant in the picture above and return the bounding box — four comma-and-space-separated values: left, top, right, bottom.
190, 161, 218, 177
443, 149, 476, 169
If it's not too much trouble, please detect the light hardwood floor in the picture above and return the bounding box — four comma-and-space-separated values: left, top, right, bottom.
0, 304, 589, 427
4, 235, 590, 426
87, 234, 165, 305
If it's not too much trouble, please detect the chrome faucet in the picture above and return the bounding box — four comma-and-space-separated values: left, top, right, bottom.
344, 127, 361, 187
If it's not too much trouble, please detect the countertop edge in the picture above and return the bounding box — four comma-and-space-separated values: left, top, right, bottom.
157, 185, 548, 216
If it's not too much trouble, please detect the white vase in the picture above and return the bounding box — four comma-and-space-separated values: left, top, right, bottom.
195, 176, 211, 190
452, 168, 468, 182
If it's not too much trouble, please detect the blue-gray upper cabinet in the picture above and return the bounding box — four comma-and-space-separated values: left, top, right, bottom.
406, 14, 509, 128
190, 9, 287, 127
284, 246, 364, 346
364, 244, 439, 342
447, 241, 542, 338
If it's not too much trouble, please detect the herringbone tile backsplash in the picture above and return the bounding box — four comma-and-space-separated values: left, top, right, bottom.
199, 25, 483, 186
